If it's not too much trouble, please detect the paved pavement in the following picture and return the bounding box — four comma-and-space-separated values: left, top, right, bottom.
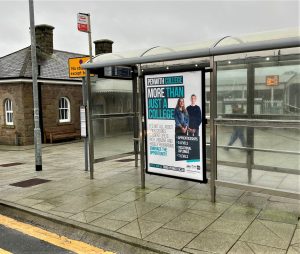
0, 141, 299, 254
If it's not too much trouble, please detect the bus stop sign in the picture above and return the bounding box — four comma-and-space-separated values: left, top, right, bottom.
77, 13, 90, 32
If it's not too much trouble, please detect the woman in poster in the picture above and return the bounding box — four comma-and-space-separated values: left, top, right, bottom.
174, 98, 189, 135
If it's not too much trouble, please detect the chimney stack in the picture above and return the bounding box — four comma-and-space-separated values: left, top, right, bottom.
94, 39, 113, 55
35, 24, 54, 55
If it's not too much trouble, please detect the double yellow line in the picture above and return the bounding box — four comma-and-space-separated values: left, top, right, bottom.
0, 248, 12, 254
0, 215, 115, 254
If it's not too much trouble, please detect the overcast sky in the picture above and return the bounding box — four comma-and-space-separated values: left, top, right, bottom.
0, 0, 299, 57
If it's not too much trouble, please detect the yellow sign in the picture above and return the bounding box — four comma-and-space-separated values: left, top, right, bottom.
68, 57, 90, 78
266, 75, 279, 86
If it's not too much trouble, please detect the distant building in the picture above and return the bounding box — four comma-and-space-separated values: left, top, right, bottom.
0, 24, 114, 145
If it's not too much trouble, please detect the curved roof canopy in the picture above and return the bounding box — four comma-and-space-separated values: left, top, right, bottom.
83, 28, 300, 70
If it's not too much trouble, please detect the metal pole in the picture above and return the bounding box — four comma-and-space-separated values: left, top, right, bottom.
29, 0, 42, 171
132, 69, 139, 168
82, 77, 89, 172
87, 70, 94, 179
87, 14, 93, 62
137, 65, 145, 188
247, 64, 254, 183
87, 13, 94, 178
210, 57, 217, 202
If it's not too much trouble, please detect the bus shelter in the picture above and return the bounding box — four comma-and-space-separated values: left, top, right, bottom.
82, 29, 300, 202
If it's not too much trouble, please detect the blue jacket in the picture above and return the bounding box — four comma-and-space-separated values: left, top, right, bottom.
175, 108, 189, 128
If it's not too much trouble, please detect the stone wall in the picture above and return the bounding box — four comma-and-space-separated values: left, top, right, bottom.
0, 83, 28, 145
41, 83, 82, 137
0, 82, 82, 145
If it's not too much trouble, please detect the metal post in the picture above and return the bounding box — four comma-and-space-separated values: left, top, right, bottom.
82, 77, 89, 172
247, 64, 255, 183
29, 0, 42, 171
87, 14, 93, 62
86, 70, 94, 179
137, 65, 145, 188
210, 57, 217, 202
87, 13, 94, 178
132, 69, 139, 168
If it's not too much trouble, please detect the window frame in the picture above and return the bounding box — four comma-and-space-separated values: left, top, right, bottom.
4, 99, 13, 126
58, 97, 71, 123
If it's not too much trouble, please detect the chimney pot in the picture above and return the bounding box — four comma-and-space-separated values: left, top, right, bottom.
35, 24, 54, 55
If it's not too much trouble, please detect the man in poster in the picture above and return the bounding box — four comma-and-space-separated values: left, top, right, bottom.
187, 94, 202, 136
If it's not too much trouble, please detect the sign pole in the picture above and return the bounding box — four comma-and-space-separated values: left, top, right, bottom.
77, 12, 94, 178
29, 0, 42, 171
86, 14, 94, 179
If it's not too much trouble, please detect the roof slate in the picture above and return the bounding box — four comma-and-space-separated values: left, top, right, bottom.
0, 46, 86, 81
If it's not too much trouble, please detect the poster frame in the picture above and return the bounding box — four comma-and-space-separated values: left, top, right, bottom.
143, 69, 208, 183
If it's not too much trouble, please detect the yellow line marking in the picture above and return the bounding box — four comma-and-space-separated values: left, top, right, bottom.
0, 248, 12, 254
0, 215, 114, 254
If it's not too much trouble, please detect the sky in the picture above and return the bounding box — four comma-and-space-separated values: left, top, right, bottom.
0, 0, 299, 57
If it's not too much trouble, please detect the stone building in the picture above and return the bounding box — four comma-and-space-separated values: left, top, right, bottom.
0, 24, 114, 145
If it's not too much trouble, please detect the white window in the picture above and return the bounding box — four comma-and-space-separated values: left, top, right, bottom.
4, 99, 13, 125
58, 97, 70, 123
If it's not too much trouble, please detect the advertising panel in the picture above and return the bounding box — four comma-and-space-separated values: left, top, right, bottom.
144, 71, 207, 182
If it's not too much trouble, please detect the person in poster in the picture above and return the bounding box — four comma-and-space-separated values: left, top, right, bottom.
174, 98, 189, 135
187, 94, 202, 136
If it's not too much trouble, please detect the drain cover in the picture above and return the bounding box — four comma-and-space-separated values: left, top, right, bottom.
10, 178, 51, 188
117, 158, 135, 162
0, 162, 24, 167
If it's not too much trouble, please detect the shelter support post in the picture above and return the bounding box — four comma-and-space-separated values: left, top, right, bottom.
86, 70, 94, 179
137, 65, 146, 189
132, 69, 139, 168
246, 64, 255, 183
210, 57, 217, 202
82, 77, 89, 172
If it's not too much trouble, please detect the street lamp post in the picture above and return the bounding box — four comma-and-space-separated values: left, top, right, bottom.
29, 0, 42, 171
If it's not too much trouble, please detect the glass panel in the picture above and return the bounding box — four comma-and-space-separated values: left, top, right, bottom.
217, 125, 247, 164
216, 55, 300, 194
254, 64, 300, 116
93, 117, 134, 159
254, 127, 299, 171
217, 67, 247, 116
91, 78, 134, 160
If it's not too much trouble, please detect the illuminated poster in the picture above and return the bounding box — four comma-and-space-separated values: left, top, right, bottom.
144, 71, 207, 182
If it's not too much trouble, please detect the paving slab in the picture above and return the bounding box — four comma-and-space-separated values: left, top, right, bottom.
191, 200, 230, 214
186, 230, 239, 254
86, 200, 127, 214
145, 228, 197, 250
228, 241, 286, 254
206, 217, 252, 235
117, 219, 163, 239
240, 219, 296, 249
90, 217, 129, 231
258, 208, 299, 225
69, 211, 105, 223
164, 211, 213, 234
140, 206, 184, 224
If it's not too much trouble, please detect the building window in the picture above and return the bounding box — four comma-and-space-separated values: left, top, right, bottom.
58, 97, 70, 123
4, 99, 13, 125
